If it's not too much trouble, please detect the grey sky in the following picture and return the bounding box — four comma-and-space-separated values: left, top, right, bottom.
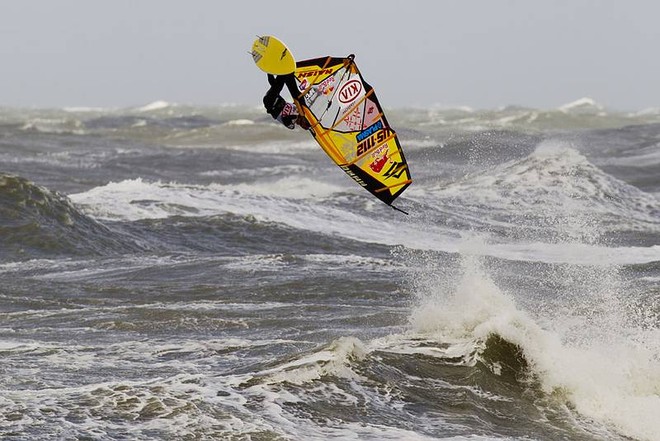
1, 0, 658, 110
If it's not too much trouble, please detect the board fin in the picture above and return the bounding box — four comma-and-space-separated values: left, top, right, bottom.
250, 35, 296, 75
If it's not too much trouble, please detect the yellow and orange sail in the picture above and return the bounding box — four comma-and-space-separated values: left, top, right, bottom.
288, 55, 412, 209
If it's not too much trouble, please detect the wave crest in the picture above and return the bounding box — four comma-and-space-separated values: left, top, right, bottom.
0, 174, 142, 260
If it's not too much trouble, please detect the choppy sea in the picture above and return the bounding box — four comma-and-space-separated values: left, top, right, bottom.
1, 98, 659, 440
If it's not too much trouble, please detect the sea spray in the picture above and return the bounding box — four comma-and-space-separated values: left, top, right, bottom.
405, 233, 660, 440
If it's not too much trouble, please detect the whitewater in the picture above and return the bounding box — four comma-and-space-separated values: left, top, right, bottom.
0, 99, 658, 440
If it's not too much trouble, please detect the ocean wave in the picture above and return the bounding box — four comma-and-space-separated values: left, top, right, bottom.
19, 117, 86, 135
65, 172, 660, 266
135, 100, 173, 112
68, 177, 344, 222
407, 252, 660, 441
0, 174, 144, 260
557, 97, 605, 113
425, 140, 660, 240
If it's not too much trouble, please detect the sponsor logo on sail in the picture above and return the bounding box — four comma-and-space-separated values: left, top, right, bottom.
338, 79, 362, 104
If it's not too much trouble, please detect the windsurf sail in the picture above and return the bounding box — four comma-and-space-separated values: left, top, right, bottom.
286, 55, 412, 211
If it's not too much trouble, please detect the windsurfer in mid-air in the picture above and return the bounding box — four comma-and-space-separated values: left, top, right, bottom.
263, 74, 310, 130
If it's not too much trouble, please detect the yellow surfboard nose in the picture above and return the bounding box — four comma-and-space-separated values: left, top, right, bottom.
250, 36, 296, 75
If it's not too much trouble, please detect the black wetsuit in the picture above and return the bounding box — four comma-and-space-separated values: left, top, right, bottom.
263, 74, 299, 129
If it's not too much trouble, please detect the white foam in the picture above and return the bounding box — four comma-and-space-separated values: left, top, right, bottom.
222, 119, 254, 126
253, 337, 368, 385
409, 251, 660, 441
62, 106, 108, 113
19, 117, 86, 135
235, 176, 340, 200
493, 242, 660, 266
633, 107, 660, 116
558, 97, 604, 113
199, 164, 309, 179
136, 100, 172, 112
221, 139, 318, 154
69, 177, 344, 222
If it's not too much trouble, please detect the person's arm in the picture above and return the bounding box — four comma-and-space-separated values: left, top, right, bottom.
263, 75, 288, 118
263, 74, 307, 130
